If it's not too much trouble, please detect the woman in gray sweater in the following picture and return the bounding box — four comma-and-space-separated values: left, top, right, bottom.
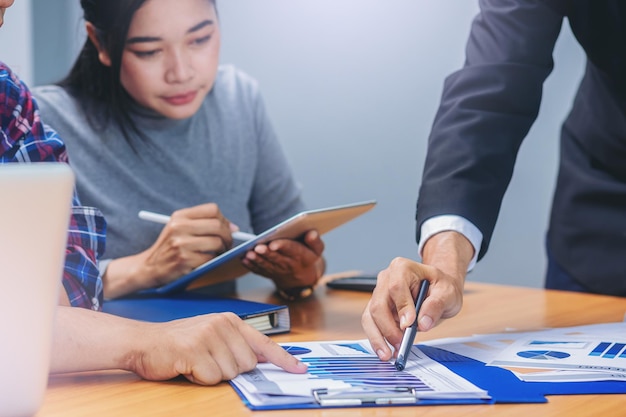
34, 0, 325, 300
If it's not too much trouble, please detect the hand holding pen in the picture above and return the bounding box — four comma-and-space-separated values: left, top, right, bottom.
394, 279, 430, 371
136, 204, 238, 280
104, 203, 241, 299
139, 210, 257, 241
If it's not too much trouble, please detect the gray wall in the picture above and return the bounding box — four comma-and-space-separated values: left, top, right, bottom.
0, 0, 33, 85
31, 0, 84, 85
22, 1, 585, 288
216, 1, 585, 288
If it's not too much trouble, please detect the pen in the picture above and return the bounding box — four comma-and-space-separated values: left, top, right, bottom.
137, 210, 257, 241
394, 279, 430, 371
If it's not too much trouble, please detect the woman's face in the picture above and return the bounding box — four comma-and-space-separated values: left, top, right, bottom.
118, 0, 220, 119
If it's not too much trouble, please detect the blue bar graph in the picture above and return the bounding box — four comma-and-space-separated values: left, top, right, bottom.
589, 342, 612, 357
301, 356, 433, 392
603, 343, 626, 359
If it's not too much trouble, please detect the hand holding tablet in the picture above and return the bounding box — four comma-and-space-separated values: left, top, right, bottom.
136, 200, 376, 295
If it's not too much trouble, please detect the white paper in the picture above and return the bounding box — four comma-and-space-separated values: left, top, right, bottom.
489, 335, 626, 374
424, 322, 626, 382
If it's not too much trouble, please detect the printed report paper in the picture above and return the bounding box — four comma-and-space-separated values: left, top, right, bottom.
489, 335, 626, 374
422, 322, 626, 382
230, 339, 490, 408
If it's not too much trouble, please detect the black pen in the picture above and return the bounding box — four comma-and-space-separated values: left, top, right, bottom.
394, 279, 430, 371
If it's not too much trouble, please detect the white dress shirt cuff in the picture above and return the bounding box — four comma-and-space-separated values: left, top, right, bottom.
418, 215, 483, 271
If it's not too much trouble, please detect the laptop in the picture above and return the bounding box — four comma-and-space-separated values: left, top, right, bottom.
0, 163, 75, 417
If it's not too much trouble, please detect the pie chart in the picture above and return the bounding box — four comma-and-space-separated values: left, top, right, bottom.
516, 350, 570, 360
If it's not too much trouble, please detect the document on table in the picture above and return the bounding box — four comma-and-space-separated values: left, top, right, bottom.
230, 339, 490, 409
489, 332, 626, 374
423, 322, 626, 382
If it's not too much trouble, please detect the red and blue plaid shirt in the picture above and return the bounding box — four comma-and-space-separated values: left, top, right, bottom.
1, 62, 106, 310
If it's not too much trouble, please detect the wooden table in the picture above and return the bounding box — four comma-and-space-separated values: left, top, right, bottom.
39, 276, 626, 417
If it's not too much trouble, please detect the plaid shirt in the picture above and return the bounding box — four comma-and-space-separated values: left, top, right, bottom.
0, 62, 106, 310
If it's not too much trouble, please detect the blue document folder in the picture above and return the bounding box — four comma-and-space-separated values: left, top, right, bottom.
230, 344, 626, 410
420, 345, 626, 400
102, 293, 290, 335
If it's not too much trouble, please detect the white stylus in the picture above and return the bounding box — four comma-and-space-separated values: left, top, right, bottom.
138, 210, 257, 241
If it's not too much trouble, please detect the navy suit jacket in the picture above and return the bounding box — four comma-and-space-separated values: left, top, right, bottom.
416, 0, 626, 295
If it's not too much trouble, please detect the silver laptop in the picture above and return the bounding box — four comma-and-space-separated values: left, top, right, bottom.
0, 163, 75, 417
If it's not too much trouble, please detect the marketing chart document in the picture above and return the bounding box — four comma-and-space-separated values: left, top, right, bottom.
488, 326, 626, 377
425, 322, 626, 382
230, 339, 490, 409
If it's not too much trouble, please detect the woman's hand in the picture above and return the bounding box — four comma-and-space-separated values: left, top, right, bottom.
241, 230, 325, 293
103, 203, 234, 298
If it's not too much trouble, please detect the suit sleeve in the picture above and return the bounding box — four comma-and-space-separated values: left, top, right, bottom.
416, 0, 566, 259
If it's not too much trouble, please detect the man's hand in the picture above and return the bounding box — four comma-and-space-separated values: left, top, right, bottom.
361, 231, 473, 361
131, 313, 308, 385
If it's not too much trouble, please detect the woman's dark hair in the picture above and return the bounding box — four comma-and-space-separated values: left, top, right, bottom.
59, 0, 217, 142
59, 0, 148, 141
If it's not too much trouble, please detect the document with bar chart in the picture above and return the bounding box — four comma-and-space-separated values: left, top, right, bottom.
489, 335, 626, 374
229, 339, 490, 409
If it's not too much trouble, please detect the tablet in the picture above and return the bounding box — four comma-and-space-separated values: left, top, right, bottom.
139, 200, 376, 295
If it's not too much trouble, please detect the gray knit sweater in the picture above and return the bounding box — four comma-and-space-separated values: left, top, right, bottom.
33, 65, 305, 271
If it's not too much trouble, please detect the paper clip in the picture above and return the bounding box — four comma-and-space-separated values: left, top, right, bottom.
312, 387, 418, 407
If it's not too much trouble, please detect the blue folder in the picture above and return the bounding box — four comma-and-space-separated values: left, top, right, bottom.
230, 345, 626, 410
102, 292, 290, 335
420, 346, 626, 399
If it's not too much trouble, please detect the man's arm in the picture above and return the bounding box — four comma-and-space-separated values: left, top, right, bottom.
363, 0, 566, 358
0, 63, 106, 310
416, 0, 565, 259
51, 307, 308, 385
418, 214, 483, 270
